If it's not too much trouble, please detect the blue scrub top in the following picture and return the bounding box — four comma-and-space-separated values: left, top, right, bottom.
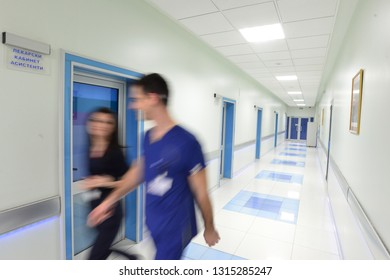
143, 125, 206, 242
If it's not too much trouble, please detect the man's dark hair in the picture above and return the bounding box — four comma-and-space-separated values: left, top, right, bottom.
134, 73, 169, 106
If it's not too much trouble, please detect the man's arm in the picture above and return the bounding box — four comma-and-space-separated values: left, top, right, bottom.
188, 169, 220, 247
87, 157, 145, 226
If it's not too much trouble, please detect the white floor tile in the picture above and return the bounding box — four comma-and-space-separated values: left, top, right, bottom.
292, 244, 340, 260
235, 233, 293, 260
215, 210, 256, 232
248, 217, 296, 243
192, 225, 246, 255
294, 225, 339, 255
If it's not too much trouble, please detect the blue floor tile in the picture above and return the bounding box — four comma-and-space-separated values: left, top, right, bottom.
279, 152, 306, 158
285, 148, 307, 152
271, 159, 305, 167
223, 203, 243, 212
230, 255, 247, 260
201, 248, 232, 260
230, 198, 249, 207
244, 197, 265, 208
252, 192, 268, 199
223, 191, 300, 224
261, 204, 281, 213
256, 170, 304, 184
183, 243, 208, 259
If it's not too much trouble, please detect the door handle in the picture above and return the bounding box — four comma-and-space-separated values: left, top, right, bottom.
73, 168, 78, 171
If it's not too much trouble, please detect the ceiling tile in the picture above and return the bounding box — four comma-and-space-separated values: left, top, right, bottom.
269, 66, 296, 73
294, 64, 324, 71
216, 44, 254, 55
263, 59, 294, 68
244, 68, 271, 75
252, 73, 275, 79
200, 30, 246, 47
296, 71, 322, 78
212, 0, 272, 10
291, 48, 327, 59
148, 0, 218, 19
279, 80, 301, 88
258, 51, 291, 61
251, 40, 289, 53
293, 57, 325, 65
283, 17, 334, 38
277, 0, 338, 22
237, 61, 266, 69
180, 12, 234, 35
227, 54, 260, 63
287, 35, 329, 49
222, 2, 279, 29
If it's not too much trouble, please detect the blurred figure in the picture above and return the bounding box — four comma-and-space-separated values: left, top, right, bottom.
87, 73, 220, 260
83, 107, 131, 260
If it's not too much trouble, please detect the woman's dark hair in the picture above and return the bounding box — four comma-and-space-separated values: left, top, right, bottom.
87, 107, 121, 150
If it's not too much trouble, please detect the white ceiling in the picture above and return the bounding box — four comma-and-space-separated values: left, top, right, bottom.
146, 0, 339, 107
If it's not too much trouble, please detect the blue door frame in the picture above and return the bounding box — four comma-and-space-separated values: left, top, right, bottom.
63, 53, 143, 259
274, 113, 279, 147
286, 116, 290, 139
221, 98, 235, 179
255, 109, 263, 159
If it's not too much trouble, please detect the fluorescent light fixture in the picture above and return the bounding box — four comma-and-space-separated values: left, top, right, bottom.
276, 75, 297, 81
239, 23, 285, 43
297, 103, 306, 106
288, 91, 302, 95
294, 99, 304, 102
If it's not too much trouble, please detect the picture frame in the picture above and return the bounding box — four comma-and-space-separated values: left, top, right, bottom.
321, 108, 324, 126
349, 69, 364, 134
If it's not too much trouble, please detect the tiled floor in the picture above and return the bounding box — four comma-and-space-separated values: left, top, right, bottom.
111, 141, 340, 260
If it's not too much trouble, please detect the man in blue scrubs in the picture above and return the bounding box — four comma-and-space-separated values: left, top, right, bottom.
87, 73, 220, 259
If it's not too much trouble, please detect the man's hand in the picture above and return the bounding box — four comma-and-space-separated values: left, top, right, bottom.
204, 226, 220, 247
87, 202, 113, 227
83, 175, 114, 190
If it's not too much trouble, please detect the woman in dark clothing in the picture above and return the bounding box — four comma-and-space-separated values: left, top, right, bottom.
84, 107, 129, 260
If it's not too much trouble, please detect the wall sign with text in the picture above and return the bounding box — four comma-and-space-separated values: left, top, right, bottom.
6, 46, 50, 75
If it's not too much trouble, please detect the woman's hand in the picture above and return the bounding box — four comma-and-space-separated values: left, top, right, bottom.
83, 175, 114, 190
87, 201, 114, 227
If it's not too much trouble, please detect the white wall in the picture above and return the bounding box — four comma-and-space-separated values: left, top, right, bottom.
317, 0, 390, 258
287, 107, 316, 118
0, 0, 286, 259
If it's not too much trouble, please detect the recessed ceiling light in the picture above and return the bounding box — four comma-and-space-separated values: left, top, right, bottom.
297, 103, 306, 106
276, 75, 297, 81
294, 99, 304, 102
239, 23, 285, 43
288, 91, 302, 95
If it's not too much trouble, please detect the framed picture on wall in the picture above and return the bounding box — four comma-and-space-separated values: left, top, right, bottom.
321, 108, 324, 126
349, 69, 364, 134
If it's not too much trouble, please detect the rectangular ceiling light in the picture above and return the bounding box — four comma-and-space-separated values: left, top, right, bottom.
294, 99, 304, 102
276, 75, 297, 81
297, 103, 306, 106
239, 23, 285, 43
288, 91, 302, 95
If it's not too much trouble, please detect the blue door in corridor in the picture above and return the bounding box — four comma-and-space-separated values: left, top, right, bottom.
300, 118, 309, 140
290, 118, 299, 140
220, 99, 235, 179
